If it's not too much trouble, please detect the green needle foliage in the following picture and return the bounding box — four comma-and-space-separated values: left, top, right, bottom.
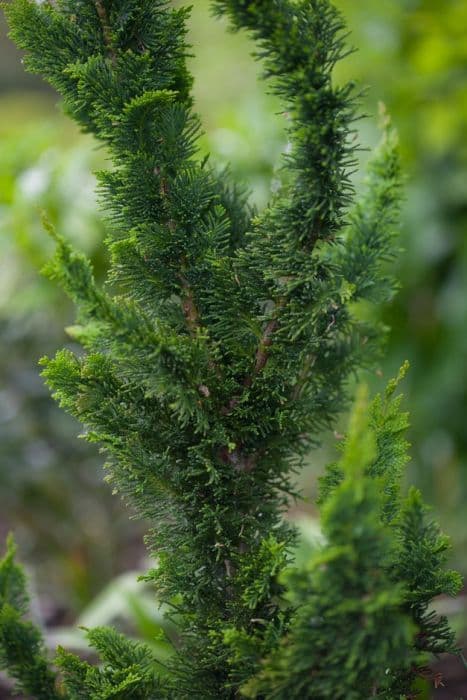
1, 0, 462, 698
241, 373, 462, 699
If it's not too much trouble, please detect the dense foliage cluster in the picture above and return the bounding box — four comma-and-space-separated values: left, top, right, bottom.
0, 0, 462, 697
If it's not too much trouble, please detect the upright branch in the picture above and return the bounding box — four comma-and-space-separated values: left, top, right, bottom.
94, 0, 116, 63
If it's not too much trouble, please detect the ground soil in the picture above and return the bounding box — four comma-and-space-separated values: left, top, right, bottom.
434, 652, 467, 699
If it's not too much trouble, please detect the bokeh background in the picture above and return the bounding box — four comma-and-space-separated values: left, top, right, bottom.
0, 0, 466, 696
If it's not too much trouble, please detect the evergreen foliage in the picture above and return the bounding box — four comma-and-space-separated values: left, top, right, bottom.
1, 0, 462, 698
240, 375, 462, 700
0, 536, 61, 699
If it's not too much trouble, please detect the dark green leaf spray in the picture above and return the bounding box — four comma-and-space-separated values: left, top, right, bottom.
1, 1, 462, 697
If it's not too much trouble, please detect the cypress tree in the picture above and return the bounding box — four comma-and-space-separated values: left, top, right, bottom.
1, 1, 462, 698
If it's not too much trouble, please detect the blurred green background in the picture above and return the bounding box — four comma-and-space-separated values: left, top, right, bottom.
0, 0, 466, 683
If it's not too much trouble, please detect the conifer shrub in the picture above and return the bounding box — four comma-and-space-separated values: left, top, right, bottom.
0, 0, 463, 698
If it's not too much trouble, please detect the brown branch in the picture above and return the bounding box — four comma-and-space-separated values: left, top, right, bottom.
251, 299, 286, 379
252, 318, 279, 376
178, 271, 201, 337
220, 219, 326, 420
159, 173, 218, 395
221, 298, 286, 417
177, 270, 218, 400
217, 295, 317, 476
177, 258, 226, 400
94, 1, 117, 64
413, 666, 445, 689
221, 320, 278, 412
246, 297, 287, 388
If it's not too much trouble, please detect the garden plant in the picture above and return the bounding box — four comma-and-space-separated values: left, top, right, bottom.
0, 0, 463, 698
